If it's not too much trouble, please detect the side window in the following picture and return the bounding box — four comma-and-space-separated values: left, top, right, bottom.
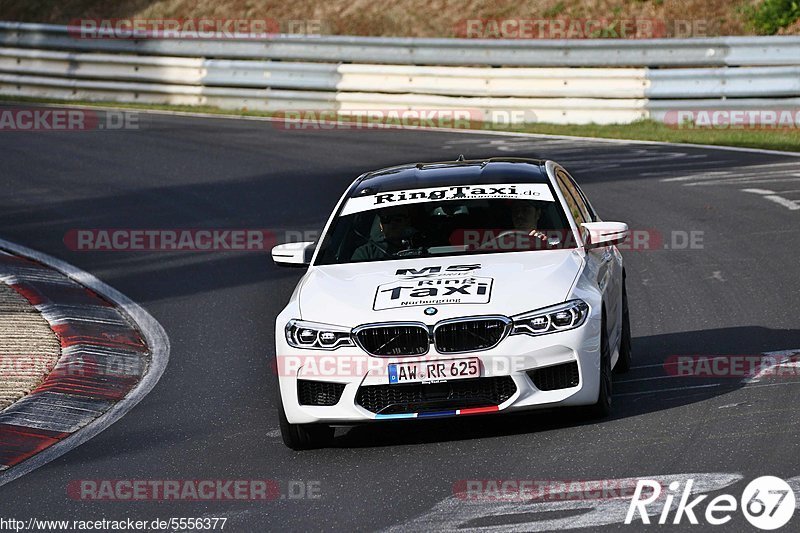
556, 170, 590, 226
563, 171, 598, 221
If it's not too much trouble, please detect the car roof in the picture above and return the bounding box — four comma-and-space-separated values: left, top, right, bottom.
349, 157, 549, 197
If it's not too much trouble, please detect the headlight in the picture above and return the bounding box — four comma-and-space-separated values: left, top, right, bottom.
285, 319, 354, 350
511, 300, 589, 337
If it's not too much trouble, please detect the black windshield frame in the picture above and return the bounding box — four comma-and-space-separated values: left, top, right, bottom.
314, 184, 576, 266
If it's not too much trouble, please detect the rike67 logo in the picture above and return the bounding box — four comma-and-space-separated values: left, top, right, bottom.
627, 476, 796, 530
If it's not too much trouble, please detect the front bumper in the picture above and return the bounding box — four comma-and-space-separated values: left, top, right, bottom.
275, 314, 603, 425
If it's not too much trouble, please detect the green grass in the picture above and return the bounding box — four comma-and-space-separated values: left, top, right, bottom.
2, 95, 798, 153
510, 120, 800, 152
742, 0, 800, 35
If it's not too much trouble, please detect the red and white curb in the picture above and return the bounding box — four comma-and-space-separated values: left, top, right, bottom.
0, 238, 169, 487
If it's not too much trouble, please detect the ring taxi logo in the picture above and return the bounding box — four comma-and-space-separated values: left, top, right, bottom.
626, 476, 796, 530
374, 263, 491, 310
374, 276, 493, 310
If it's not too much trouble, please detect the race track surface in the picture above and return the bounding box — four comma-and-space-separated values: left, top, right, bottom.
1, 109, 798, 531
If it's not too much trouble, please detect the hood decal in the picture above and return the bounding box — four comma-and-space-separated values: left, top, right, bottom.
298, 251, 582, 324
374, 263, 493, 310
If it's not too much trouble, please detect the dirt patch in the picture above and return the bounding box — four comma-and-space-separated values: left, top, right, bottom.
0, 282, 61, 411
0, 0, 778, 37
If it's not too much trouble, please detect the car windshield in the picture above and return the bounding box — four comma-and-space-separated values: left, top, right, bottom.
315, 187, 575, 265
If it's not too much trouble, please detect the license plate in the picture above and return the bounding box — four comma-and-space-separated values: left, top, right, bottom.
388, 358, 480, 384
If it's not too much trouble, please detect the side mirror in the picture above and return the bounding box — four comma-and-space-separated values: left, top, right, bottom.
271, 241, 315, 267
581, 222, 629, 248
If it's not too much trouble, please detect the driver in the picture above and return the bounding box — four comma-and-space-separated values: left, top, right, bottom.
352, 206, 418, 260
510, 201, 549, 248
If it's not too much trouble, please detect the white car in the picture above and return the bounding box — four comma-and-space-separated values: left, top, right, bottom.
272, 158, 631, 449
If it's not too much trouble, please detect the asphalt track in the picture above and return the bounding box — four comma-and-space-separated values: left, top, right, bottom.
1, 107, 799, 531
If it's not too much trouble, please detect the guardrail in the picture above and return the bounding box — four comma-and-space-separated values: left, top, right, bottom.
0, 21, 798, 125
3, 21, 800, 67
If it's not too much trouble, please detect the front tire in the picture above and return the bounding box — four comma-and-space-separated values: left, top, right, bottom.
278, 398, 334, 450
614, 277, 632, 373
586, 314, 612, 419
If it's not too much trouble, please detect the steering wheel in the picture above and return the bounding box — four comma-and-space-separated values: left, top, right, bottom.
395, 248, 424, 257
477, 230, 548, 251
393, 230, 428, 257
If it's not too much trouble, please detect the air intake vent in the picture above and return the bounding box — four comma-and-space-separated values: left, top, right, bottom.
434, 318, 509, 353
528, 361, 580, 391
356, 376, 516, 414
355, 324, 429, 356
297, 380, 346, 406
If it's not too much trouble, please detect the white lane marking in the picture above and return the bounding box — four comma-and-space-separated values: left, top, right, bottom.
0, 238, 170, 488
742, 349, 800, 384
659, 162, 800, 196
762, 349, 800, 357
742, 188, 776, 194
628, 351, 799, 389
683, 174, 800, 186
441, 138, 699, 171
615, 384, 720, 397
630, 354, 762, 371
266, 429, 282, 438
383, 473, 742, 532
629, 363, 667, 370
745, 381, 800, 390
661, 172, 732, 182
661, 162, 800, 183
624, 349, 800, 390
763, 195, 800, 210
718, 402, 749, 409
639, 162, 738, 177
616, 375, 677, 384
694, 168, 800, 178
790, 476, 800, 509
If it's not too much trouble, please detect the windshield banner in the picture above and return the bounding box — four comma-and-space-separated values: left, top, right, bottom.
340, 183, 555, 216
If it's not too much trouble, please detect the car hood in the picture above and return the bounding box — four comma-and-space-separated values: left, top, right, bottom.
297, 250, 584, 326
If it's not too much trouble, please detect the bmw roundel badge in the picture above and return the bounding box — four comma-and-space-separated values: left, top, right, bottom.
424, 307, 438, 316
